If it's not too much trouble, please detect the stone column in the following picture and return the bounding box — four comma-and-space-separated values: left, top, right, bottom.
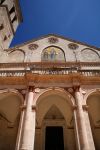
74, 87, 90, 150
20, 87, 36, 150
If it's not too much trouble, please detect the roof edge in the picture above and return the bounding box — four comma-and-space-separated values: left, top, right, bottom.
9, 34, 100, 51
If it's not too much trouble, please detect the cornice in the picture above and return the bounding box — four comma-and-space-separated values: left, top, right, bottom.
0, 62, 100, 68
9, 34, 100, 51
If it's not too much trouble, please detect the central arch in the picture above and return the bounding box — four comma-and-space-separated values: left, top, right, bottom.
34, 88, 76, 150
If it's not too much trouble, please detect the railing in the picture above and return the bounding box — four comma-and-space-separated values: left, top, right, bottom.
0, 67, 99, 77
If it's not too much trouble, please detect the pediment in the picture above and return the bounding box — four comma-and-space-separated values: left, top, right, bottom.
1, 34, 100, 63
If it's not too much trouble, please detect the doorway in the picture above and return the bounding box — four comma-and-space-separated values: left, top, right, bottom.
45, 126, 64, 150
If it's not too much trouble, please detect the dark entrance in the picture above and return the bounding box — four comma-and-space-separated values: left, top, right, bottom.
45, 126, 64, 150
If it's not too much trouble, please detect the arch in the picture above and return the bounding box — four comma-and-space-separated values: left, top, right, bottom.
34, 88, 76, 150
86, 89, 100, 150
81, 48, 100, 62
0, 89, 24, 104
35, 88, 75, 127
35, 88, 75, 106
0, 90, 23, 122
8, 49, 25, 62
41, 46, 66, 62
84, 89, 100, 104
0, 89, 24, 150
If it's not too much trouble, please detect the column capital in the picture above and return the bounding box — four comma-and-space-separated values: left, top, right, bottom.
73, 86, 80, 92
28, 86, 35, 92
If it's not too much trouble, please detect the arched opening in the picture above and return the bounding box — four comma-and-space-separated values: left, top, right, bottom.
81, 48, 100, 62
41, 46, 66, 62
44, 105, 64, 150
0, 91, 23, 150
34, 90, 76, 150
87, 92, 100, 150
8, 49, 25, 62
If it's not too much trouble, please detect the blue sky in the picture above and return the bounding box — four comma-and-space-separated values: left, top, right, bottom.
11, 0, 100, 47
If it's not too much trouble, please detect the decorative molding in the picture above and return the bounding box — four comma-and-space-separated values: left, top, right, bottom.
68, 43, 79, 50
82, 105, 88, 111
28, 43, 38, 50
81, 90, 86, 95
20, 105, 26, 111
35, 88, 40, 93
48, 37, 59, 44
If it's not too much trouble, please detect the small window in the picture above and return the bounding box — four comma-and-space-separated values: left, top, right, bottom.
0, 24, 4, 30
9, 6, 15, 14
41, 46, 66, 62
11, 15, 17, 23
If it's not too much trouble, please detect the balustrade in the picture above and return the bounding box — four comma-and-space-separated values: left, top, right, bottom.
0, 62, 99, 77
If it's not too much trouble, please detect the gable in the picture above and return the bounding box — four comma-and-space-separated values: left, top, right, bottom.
0, 35, 100, 63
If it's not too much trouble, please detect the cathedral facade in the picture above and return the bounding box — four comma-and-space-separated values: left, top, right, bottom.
0, 1, 100, 150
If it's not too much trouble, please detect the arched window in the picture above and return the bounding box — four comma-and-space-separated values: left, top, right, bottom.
41, 46, 65, 62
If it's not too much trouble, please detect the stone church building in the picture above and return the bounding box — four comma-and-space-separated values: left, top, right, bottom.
0, 1, 100, 150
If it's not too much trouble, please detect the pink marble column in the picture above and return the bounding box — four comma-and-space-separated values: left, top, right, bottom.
74, 87, 90, 150
20, 87, 36, 150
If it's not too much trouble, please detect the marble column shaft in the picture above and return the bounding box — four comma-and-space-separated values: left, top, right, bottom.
20, 90, 36, 150
75, 89, 90, 150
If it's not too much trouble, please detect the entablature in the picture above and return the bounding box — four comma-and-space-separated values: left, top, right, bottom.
0, 62, 99, 88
